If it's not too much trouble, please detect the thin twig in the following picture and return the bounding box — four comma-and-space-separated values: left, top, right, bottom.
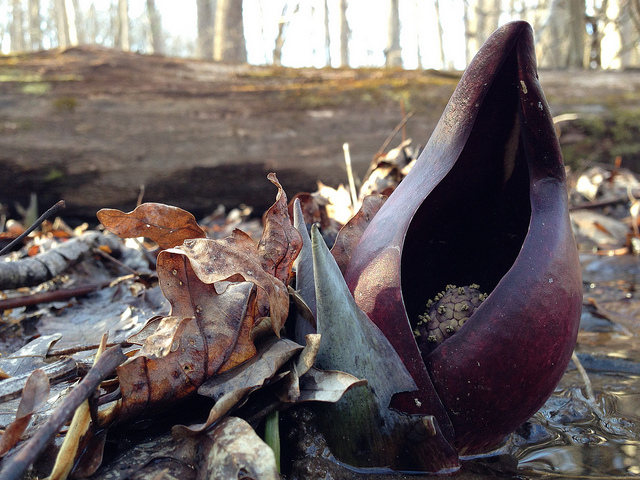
572, 351, 604, 419
136, 184, 146, 207
0, 281, 111, 311
0, 200, 66, 256
92, 247, 141, 275
342, 143, 358, 211
569, 192, 640, 211
376, 111, 415, 157
400, 99, 407, 143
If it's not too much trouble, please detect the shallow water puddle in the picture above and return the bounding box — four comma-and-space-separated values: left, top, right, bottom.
509, 253, 640, 477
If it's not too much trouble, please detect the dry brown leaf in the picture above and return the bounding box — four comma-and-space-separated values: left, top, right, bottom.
175, 230, 290, 335
109, 180, 298, 422
217, 303, 258, 374
115, 252, 254, 420
171, 387, 252, 438
172, 337, 304, 437
0, 369, 49, 457
288, 192, 344, 246
201, 416, 279, 480
258, 173, 303, 284
97, 203, 206, 249
330, 194, 387, 274
198, 337, 303, 402
298, 367, 367, 403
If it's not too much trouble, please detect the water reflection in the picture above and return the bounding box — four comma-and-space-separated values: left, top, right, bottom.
509, 371, 640, 477
497, 252, 640, 478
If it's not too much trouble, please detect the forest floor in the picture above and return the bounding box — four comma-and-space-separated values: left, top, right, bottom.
1, 45, 640, 223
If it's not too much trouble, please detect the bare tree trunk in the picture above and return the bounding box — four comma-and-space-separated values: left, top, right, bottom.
117, 0, 130, 51
585, 0, 607, 69
28, 0, 42, 50
434, 0, 446, 68
567, 0, 586, 67
146, 0, 164, 54
413, 0, 422, 69
213, 0, 247, 63
338, 0, 349, 66
463, 0, 501, 63
197, 0, 215, 59
463, 0, 472, 65
619, 0, 640, 67
87, 3, 98, 43
484, 0, 501, 39
71, 0, 85, 44
273, 3, 290, 66
10, 0, 25, 52
324, 0, 331, 66
385, 0, 402, 67
64, 0, 79, 46
535, 0, 565, 68
54, 0, 71, 48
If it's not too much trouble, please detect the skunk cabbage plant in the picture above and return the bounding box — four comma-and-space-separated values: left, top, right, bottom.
312, 21, 582, 472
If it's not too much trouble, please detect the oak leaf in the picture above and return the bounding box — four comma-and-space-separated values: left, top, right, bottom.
330, 194, 387, 275
97, 203, 206, 249
115, 251, 254, 420
258, 173, 303, 284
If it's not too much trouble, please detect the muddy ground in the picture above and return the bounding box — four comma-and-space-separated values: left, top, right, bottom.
1, 46, 640, 222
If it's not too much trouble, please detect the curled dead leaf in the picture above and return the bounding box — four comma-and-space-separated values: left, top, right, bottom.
175, 230, 290, 335
114, 251, 254, 420
0, 369, 49, 457
331, 194, 387, 274
97, 203, 206, 249
201, 416, 279, 480
258, 173, 303, 284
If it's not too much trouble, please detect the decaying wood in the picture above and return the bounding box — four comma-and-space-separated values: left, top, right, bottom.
0, 231, 120, 289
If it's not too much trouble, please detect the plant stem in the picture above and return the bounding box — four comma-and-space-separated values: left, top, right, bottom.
264, 410, 280, 473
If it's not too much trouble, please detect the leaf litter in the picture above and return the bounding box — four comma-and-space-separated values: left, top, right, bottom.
1, 137, 640, 478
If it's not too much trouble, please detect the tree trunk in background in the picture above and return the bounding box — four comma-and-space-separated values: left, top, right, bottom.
197, 0, 215, 59
324, 0, 331, 66
28, 0, 42, 50
273, 3, 289, 66
10, 0, 25, 52
463, 0, 471, 65
64, 0, 79, 46
146, 0, 164, 54
619, 0, 640, 67
567, 0, 586, 67
413, 0, 422, 69
71, 0, 85, 44
463, 0, 501, 64
213, 0, 246, 63
434, 0, 445, 68
338, 0, 349, 66
484, 0, 501, 39
117, 0, 130, 51
87, 4, 98, 43
536, 0, 566, 68
385, 0, 402, 67
54, 0, 71, 48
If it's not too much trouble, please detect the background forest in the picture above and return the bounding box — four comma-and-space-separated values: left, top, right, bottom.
2, 0, 640, 71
